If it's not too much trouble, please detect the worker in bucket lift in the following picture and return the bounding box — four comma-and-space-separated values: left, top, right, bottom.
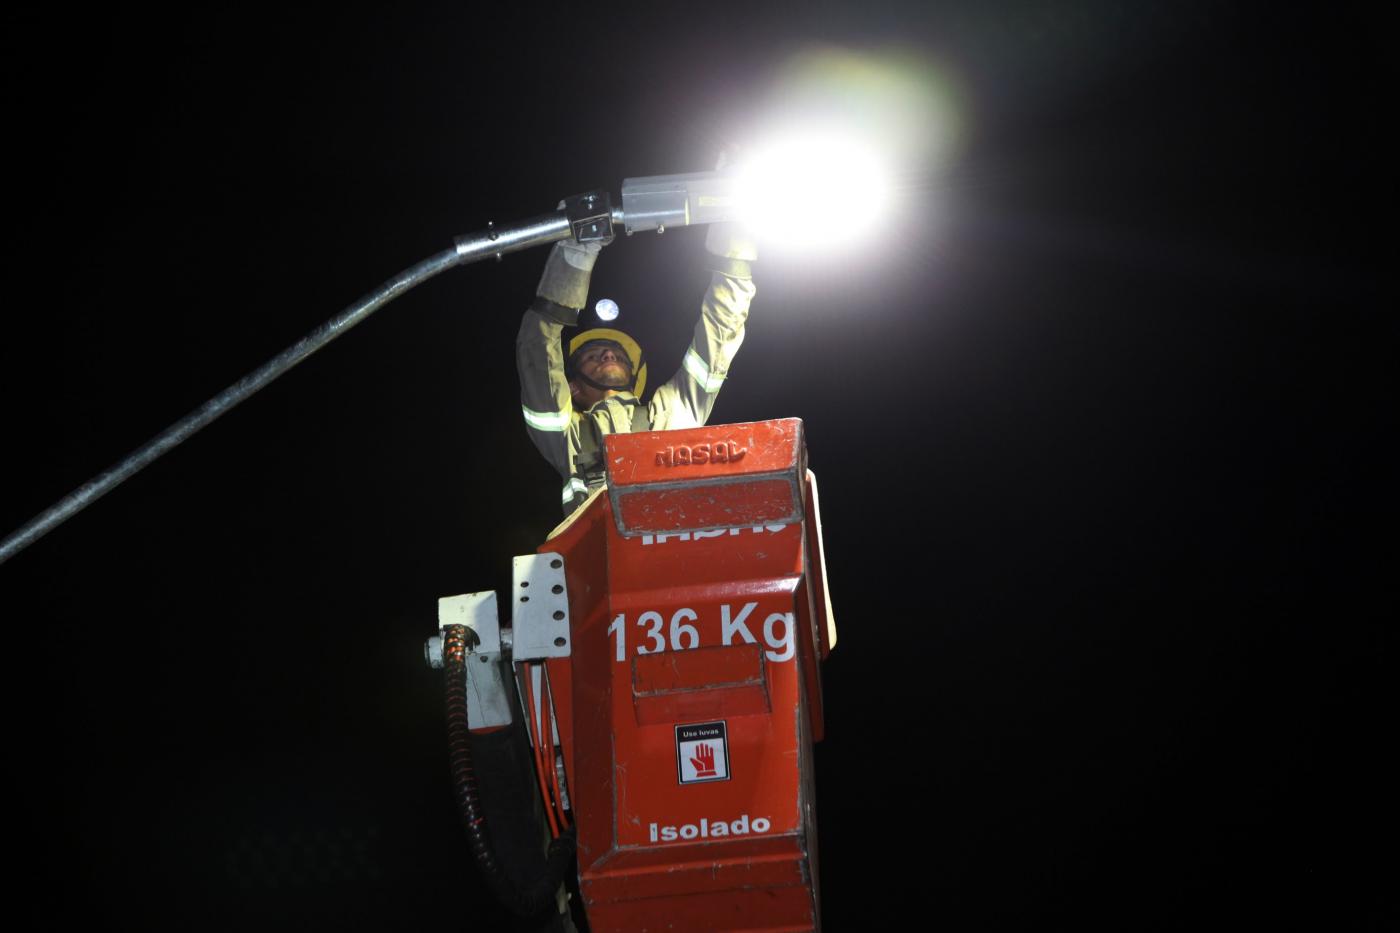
516, 222, 757, 516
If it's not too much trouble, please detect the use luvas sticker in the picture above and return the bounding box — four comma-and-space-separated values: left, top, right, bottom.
676, 721, 730, 784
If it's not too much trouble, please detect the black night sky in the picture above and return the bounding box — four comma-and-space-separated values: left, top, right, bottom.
3, 3, 1386, 929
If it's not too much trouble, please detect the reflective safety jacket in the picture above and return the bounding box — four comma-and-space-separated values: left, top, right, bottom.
517, 248, 755, 515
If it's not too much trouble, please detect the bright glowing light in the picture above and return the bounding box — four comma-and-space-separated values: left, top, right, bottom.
594, 298, 619, 321
733, 131, 892, 250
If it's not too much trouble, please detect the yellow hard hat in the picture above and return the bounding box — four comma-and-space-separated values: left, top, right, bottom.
567, 328, 647, 397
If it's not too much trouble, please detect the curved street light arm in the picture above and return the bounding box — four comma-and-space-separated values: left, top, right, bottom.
1, 166, 746, 566
0, 209, 577, 566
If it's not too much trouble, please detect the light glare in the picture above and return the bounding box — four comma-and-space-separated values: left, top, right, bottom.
734, 132, 892, 250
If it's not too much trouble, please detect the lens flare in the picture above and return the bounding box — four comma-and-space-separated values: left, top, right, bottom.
733, 132, 892, 251
595, 298, 619, 322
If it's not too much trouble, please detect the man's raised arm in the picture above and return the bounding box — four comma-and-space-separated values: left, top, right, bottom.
515, 240, 602, 477
649, 224, 758, 431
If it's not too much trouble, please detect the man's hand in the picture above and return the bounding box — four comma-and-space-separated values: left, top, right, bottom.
536, 202, 611, 310
706, 148, 759, 262
555, 198, 613, 271
705, 222, 758, 262
556, 237, 606, 272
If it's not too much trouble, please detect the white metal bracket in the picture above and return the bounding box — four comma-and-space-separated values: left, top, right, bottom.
438, 592, 513, 730
510, 552, 572, 659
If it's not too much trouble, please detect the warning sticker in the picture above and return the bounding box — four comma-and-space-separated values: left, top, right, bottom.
676, 721, 730, 784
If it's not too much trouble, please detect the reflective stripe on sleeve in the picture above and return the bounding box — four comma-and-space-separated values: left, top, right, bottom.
561, 477, 589, 505
682, 348, 725, 392
522, 405, 570, 432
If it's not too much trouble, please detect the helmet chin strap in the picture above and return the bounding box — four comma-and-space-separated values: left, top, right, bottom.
573, 370, 636, 393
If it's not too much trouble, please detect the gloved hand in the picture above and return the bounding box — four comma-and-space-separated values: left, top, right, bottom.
705, 147, 758, 262
705, 222, 758, 262
536, 209, 611, 310
554, 237, 606, 273
554, 196, 614, 270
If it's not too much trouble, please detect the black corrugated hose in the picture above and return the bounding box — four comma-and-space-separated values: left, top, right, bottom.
443, 624, 576, 918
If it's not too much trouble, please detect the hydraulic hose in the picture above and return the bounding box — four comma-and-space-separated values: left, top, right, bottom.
442, 624, 575, 918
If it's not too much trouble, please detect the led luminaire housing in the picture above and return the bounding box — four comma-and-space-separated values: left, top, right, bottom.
619, 131, 891, 250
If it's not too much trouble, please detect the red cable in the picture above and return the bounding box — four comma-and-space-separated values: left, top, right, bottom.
541, 669, 570, 830
521, 662, 560, 838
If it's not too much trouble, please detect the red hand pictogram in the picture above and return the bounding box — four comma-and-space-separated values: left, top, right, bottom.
689, 742, 717, 777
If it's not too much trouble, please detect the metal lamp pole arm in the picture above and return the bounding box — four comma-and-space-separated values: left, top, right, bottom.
0, 170, 736, 566
0, 211, 576, 565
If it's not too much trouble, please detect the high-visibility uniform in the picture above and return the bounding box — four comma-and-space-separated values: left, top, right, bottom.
517, 243, 755, 515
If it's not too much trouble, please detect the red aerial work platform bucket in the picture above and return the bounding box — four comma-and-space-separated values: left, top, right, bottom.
535, 417, 837, 931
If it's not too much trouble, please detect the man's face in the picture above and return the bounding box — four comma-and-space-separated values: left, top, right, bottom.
574, 341, 632, 388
